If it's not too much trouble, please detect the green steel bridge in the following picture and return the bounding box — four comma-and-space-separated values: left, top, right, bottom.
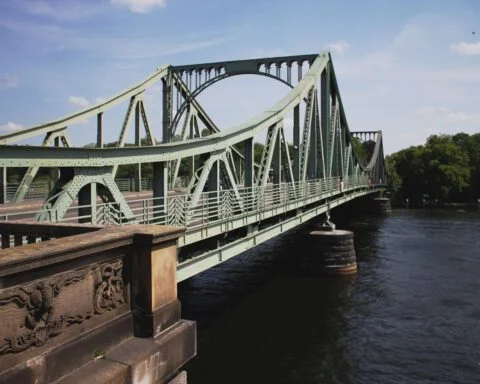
0, 52, 386, 280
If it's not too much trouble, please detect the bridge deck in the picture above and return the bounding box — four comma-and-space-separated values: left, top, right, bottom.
1, 176, 378, 281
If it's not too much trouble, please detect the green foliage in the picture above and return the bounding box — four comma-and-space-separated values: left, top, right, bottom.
351, 137, 367, 166
387, 133, 478, 205
385, 155, 401, 194
253, 142, 264, 164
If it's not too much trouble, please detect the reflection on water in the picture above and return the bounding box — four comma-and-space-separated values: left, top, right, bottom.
179, 210, 480, 384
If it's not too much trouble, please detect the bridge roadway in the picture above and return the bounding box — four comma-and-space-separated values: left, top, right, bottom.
1, 175, 378, 282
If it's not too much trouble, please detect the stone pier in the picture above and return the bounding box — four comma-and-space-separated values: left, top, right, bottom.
371, 197, 392, 213
0, 221, 196, 384
303, 228, 357, 275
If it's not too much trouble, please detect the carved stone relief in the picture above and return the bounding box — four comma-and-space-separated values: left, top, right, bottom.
0, 259, 126, 356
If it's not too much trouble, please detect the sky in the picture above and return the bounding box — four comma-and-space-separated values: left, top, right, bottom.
0, 0, 479, 154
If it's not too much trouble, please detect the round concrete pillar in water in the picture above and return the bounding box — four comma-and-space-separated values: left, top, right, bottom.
305, 229, 357, 275
372, 197, 392, 213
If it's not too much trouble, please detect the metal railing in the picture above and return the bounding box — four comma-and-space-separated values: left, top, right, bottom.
3, 177, 191, 202
1, 175, 369, 228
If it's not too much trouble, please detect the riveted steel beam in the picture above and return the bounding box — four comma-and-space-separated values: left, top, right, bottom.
0, 66, 170, 145
0, 167, 6, 204
13, 128, 71, 203
35, 167, 135, 223
0, 54, 330, 169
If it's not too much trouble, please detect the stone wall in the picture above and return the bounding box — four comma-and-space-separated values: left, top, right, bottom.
0, 222, 196, 384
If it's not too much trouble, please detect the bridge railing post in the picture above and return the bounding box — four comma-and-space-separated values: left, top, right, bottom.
0, 167, 6, 204
130, 226, 186, 338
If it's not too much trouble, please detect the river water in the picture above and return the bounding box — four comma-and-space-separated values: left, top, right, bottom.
178, 209, 480, 383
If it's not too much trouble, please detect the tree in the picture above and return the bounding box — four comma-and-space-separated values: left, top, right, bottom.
385, 154, 401, 195
387, 133, 475, 205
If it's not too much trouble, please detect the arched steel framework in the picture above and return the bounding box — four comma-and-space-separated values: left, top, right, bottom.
0, 52, 387, 224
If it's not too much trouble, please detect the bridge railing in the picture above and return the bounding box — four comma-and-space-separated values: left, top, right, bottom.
0, 175, 369, 227
0, 221, 102, 249
3, 177, 193, 203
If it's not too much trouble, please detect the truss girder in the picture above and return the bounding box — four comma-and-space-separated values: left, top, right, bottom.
170, 72, 220, 137
169, 107, 198, 187
169, 71, 247, 172
219, 151, 244, 212
35, 168, 135, 223
299, 88, 315, 181
13, 128, 71, 203
279, 127, 294, 184
255, 123, 280, 187
0, 52, 387, 219
314, 95, 326, 179
327, 103, 338, 177
0, 67, 170, 145
139, 98, 156, 145
0, 55, 331, 168
184, 149, 245, 216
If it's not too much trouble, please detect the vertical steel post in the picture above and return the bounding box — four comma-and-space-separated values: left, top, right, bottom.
308, 101, 317, 180
97, 112, 103, 148
321, 64, 331, 177
189, 117, 195, 179
78, 182, 97, 224
162, 76, 172, 143
293, 104, 300, 181
244, 138, 254, 211
234, 153, 242, 184
244, 138, 254, 189
153, 161, 168, 218
50, 137, 61, 183
0, 167, 6, 204
273, 131, 281, 184
134, 102, 142, 192
208, 160, 220, 220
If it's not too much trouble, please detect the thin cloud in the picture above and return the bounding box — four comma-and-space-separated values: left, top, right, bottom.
417, 106, 449, 115
450, 42, 480, 56
69, 95, 90, 108
0, 121, 23, 133
110, 0, 167, 13
417, 106, 480, 124
327, 40, 351, 55
1, 74, 19, 89
0, 18, 230, 60
19, 1, 106, 21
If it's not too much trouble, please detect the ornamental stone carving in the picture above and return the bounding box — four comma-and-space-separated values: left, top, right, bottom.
0, 259, 126, 356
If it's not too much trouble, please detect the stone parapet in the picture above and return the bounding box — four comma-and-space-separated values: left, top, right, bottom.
0, 221, 196, 384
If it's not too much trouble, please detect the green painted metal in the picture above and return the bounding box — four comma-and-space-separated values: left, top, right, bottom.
0, 167, 6, 205
0, 66, 170, 145
0, 52, 387, 226
176, 187, 377, 282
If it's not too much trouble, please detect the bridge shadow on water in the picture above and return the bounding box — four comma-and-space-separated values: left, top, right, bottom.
179, 204, 387, 384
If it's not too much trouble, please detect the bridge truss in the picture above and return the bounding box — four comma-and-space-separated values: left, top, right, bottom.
0, 52, 386, 278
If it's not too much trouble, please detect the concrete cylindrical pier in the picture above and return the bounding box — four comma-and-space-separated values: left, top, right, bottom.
372, 197, 392, 213
304, 229, 357, 275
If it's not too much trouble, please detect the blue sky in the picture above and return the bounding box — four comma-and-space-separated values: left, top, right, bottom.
0, 0, 479, 154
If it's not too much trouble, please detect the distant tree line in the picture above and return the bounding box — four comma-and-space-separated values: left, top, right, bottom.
385, 133, 480, 206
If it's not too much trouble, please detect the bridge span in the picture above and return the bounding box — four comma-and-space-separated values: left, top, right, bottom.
0, 52, 387, 384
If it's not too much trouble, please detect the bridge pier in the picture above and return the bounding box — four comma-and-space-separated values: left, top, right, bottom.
301, 211, 357, 275
303, 228, 357, 275
371, 197, 392, 213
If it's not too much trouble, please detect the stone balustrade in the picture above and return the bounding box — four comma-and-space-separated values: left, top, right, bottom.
0, 221, 195, 384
